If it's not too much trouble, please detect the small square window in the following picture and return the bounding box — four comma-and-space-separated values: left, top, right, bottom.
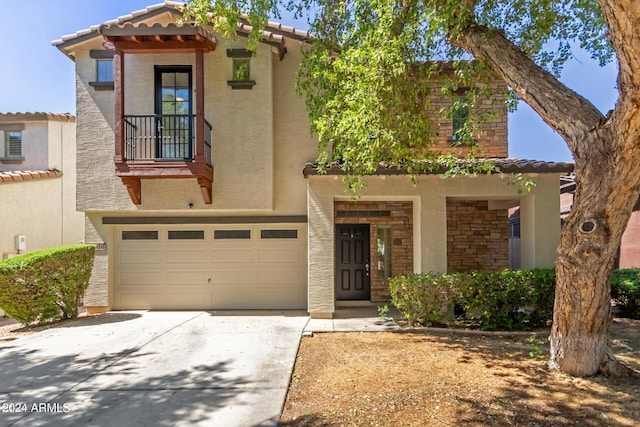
97, 59, 114, 82
5, 131, 22, 157
232, 59, 250, 81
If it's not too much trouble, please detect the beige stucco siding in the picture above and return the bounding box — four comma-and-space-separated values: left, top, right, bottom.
0, 176, 84, 258
1, 118, 83, 259
1, 178, 62, 255
73, 37, 316, 214
306, 173, 562, 316
272, 42, 319, 214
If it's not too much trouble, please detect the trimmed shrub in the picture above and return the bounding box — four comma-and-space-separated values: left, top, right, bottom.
389, 269, 556, 330
611, 269, 640, 319
460, 269, 555, 330
0, 245, 95, 325
389, 273, 464, 326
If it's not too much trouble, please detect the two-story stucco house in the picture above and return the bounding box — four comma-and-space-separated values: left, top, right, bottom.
0, 112, 84, 258
54, 1, 573, 318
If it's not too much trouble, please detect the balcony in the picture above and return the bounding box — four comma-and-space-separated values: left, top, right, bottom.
115, 114, 213, 205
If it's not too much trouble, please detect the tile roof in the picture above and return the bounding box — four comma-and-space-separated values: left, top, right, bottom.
0, 169, 63, 184
53, 1, 311, 55
303, 158, 575, 177
53, 1, 184, 48
0, 113, 75, 122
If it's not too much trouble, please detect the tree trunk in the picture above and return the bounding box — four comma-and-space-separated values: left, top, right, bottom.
550, 128, 640, 377
451, 11, 640, 377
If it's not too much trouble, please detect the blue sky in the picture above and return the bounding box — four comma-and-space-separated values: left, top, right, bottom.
0, 0, 618, 162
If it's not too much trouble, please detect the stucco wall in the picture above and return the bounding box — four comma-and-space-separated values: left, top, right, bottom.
72, 25, 316, 214
68, 13, 318, 309
1, 178, 63, 256
0, 118, 83, 258
619, 207, 640, 268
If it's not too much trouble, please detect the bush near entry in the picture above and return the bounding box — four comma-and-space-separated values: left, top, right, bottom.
0, 245, 95, 325
611, 269, 640, 319
389, 269, 556, 330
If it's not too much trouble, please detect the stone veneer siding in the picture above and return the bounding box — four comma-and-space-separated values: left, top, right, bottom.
334, 201, 413, 302
427, 79, 509, 158
447, 200, 509, 272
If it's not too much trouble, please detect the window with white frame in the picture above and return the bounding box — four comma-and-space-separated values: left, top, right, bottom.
5, 131, 22, 157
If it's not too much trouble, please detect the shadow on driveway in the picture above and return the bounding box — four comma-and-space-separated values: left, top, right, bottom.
0, 311, 307, 427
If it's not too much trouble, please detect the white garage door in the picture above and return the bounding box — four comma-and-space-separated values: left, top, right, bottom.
113, 224, 307, 310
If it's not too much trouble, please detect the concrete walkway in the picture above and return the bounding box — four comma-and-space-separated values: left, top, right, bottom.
0, 311, 308, 427
304, 306, 403, 333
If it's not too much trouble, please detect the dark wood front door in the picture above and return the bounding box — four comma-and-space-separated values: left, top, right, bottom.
336, 225, 370, 300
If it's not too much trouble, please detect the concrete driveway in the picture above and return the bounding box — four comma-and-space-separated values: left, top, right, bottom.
0, 311, 309, 427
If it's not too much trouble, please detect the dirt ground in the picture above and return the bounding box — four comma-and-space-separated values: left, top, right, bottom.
280, 318, 640, 427
3, 315, 639, 426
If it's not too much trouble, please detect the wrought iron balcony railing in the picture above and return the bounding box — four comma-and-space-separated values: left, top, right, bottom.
123, 114, 212, 167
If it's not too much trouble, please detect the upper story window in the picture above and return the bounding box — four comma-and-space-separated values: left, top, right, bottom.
226, 49, 256, 90
97, 59, 114, 83
450, 87, 472, 144
89, 50, 114, 90
451, 100, 470, 142
233, 59, 250, 81
0, 123, 24, 163
5, 131, 22, 157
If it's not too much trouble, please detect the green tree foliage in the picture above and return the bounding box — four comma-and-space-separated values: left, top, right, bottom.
184, 0, 640, 376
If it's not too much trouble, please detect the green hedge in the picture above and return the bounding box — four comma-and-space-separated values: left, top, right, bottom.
389, 269, 556, 330
0, 245, 95, 325
611, 269, 640, 319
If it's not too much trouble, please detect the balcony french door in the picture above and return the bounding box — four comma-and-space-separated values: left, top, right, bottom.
155, 66, 192, 160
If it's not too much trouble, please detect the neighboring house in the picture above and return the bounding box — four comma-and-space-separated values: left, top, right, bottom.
552, 175, 640, 269
53, 1, 573, 318
0, 112, 84, 316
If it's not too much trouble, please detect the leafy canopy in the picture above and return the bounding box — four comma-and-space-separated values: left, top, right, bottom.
184, 0, 611, 188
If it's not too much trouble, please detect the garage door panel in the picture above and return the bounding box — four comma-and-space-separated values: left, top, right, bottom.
212, 270, 257, 285
165, 250, 208, 264
258, 248, 302, 263
162, 292, 213, 309
119, 271, 164, 286
258, 270, 303, 285
210, 249, 255, 263
114, 224, 307, 310
119, 250, 162, 265
164, 270, 209, 285
115, 291, 166, 309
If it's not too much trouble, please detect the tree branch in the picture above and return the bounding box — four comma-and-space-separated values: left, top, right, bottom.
600, 0, 640, 90
452, 24, 605, 158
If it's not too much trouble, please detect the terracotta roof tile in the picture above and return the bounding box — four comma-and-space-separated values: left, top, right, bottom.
0, 112, 75, 122
303, 158, 575, 177
53, 1, 311, 53
0, 169, 62, 184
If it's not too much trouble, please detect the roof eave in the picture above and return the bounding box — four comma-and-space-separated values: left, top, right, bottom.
303, 159, 575, 178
